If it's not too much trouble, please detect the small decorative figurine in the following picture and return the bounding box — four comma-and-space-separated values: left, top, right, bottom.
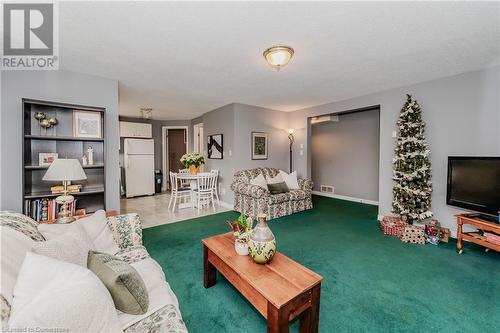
86, 146, 94, 165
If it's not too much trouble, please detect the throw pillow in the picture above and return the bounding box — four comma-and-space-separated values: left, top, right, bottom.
9, 252, 122, 333
267, 182, 290, 195
38, 210, 120, 255
279, 170, 300, 190
32, 223, 93, 267
249, 174, 267, 189
88, 251, 149, 315
266, 173, 284, 185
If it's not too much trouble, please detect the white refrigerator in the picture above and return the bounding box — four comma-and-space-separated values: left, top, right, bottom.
124, 138, 155, 198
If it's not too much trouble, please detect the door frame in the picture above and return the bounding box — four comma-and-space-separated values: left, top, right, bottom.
162, 126, 189, 191
193, 122, 204, 154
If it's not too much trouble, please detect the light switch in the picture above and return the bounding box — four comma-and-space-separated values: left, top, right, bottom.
300, 143, 304, 149
392, 131, 397, 138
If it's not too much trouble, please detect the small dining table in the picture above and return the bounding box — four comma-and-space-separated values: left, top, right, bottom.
176, 173, 199, 209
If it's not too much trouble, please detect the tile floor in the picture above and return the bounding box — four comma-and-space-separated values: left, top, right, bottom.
120, 192, 230, 228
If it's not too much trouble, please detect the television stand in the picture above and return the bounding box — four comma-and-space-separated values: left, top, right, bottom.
456, 214, 500, 254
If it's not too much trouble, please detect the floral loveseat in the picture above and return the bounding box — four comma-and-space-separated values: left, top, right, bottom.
231, 167, 313, 219
0, 211, 187, 333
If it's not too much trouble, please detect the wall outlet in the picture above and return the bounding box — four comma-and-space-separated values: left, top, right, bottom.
299, 150, 304, 156
320, 185, 334, 193
392, 130, 397, 138
228, 150, 232, 156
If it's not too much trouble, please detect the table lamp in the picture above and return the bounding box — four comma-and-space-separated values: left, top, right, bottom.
43, 158, 87, 223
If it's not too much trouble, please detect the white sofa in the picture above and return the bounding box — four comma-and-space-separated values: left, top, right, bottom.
0, 211, 188, 332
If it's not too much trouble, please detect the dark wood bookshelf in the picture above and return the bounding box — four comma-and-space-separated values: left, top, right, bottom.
25, 134, 105, 142
24, 188, 105, 199
25, 163, 104, 170
22, 99, 106, 221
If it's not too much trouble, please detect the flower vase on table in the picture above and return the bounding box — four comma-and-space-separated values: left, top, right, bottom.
180, 152, 205, 175
189, 165, 199, 175
248, 213, 276, 264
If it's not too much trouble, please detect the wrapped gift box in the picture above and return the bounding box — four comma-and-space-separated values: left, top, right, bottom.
380, 216, 407, 237
400, 225, 426, 244
439, 227, 450, 243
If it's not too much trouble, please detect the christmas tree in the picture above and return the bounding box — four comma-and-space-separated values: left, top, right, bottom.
392, 94, 433, 223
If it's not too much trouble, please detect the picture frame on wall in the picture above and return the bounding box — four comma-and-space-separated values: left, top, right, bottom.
251, 132, 268, 160
39, 153, 58, 166
207, 134, 223, 159
73, 111, 102, 138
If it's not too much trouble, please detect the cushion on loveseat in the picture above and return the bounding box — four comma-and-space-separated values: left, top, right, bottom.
267, 189, 309, 204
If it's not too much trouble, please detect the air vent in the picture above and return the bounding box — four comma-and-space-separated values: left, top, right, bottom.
320, 185, 334, 193
311, 115, 339, 125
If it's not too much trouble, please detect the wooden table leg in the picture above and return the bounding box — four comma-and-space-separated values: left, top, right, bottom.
299, 308, 311, 333
310, 284, 321, 333
457, 219, 463, 254
267, 302, 289, 333
203, 244, 216, 288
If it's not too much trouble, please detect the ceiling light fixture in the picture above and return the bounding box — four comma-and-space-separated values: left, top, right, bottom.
263, 45, 294, 71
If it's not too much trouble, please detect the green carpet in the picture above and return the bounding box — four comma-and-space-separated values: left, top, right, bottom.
143, 196, 499, 332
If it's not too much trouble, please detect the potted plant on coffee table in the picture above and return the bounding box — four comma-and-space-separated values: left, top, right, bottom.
227, 213, 253, 256
180, 152, 205, 175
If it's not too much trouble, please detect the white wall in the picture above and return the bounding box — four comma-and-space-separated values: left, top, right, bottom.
1, 70, 120, 212
290, 66, 500, 236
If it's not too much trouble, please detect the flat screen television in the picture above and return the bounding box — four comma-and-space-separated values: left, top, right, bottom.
447, 156, 500, 221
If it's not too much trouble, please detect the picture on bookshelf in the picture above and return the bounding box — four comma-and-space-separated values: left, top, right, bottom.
39, 153, 58, 166
73, 111, 102, 138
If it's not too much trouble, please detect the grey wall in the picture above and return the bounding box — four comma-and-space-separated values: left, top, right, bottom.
233, 104, 289, 172
199, 104, 236, 203
289, 66, 500, 236
1, 70, 120, 211
311, 110, 380, 201
192, 103, 290, 205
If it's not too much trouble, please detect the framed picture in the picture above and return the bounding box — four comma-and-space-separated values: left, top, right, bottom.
207, 134, 223, 159
39, 153, 58, 166
73, 111, 102, 138
251, 132, 268, 160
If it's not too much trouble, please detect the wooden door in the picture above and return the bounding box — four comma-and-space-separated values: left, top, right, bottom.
167, 129, 187, 178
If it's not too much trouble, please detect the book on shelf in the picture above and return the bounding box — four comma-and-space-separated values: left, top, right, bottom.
24, 198, 77, 222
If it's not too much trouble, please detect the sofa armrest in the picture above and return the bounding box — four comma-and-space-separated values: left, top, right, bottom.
298, 178, 313, 192
106, 213, 143, 250
231, 181, 269, 199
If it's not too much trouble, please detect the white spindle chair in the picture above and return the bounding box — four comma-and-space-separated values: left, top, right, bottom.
178, 168, 191, 189
211, 169, 220, 205
168, 172, 192, 212
193, 172, 216, 214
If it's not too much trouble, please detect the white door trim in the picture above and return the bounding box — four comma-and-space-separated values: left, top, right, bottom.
193, 122, 204, 154
162, 126, 189, 191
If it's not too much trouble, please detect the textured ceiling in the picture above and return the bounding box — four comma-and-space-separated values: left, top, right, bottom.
59, 1, 500, 120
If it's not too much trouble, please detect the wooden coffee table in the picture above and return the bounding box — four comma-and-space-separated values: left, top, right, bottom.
202, 233, 323, 333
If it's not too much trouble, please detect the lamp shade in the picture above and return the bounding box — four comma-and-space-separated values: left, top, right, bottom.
42, 159, 87, 181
